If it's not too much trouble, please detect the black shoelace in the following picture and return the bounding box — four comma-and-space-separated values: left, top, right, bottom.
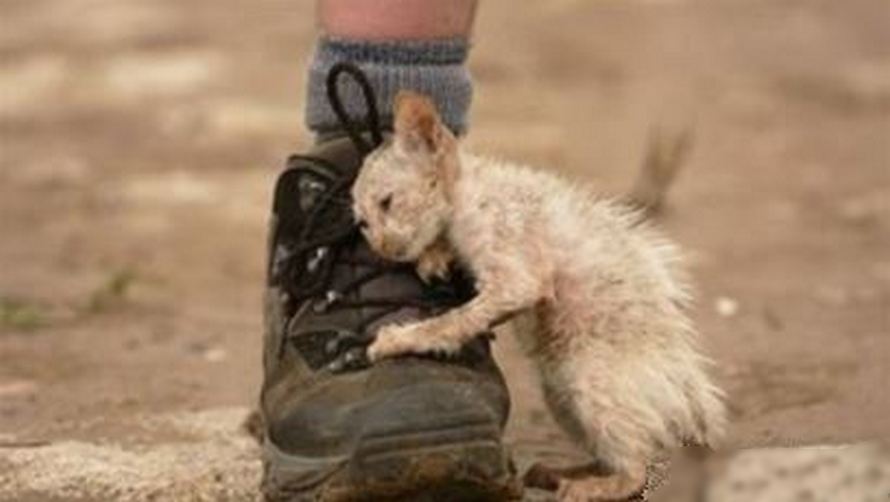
276, 63, 471, 372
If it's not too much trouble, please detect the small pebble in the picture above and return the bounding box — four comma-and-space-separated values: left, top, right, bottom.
202, 348, 227, 363
0, 380, 38, 398
715, 297, 740, 317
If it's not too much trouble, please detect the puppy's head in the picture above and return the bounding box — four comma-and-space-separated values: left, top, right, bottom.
352, 91, 459, 262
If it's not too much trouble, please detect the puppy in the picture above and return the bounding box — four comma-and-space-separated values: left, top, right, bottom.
351, 91, 727, 501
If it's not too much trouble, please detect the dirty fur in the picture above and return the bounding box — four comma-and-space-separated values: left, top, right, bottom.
351, 91, 727, 501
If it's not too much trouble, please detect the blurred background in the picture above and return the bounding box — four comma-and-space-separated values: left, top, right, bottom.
1, 0, 888, 499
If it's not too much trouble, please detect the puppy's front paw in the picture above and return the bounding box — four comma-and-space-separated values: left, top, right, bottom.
367, 324, 421, 362
416, 245, 453, 283
367, 322, 463, 362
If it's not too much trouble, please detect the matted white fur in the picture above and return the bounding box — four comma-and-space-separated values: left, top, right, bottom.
352, 91, 727, 501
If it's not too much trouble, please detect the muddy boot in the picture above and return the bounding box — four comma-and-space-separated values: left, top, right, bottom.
259, 128, 519, 501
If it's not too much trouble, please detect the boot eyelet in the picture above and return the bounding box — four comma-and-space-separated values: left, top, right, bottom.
306, 247, 328, 273
325, 290, 341, 304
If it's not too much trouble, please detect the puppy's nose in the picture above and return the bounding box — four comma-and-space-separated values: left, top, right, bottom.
355, 218, 368, 230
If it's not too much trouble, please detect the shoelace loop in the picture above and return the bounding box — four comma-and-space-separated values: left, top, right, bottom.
325, 61, 385, 155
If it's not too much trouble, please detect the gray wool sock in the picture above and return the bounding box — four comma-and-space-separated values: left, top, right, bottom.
305, 36, 472, 137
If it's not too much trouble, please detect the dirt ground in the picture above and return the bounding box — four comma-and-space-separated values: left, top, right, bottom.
1, 0, 888, 500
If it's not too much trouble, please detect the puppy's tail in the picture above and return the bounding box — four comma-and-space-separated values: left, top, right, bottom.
627, 126, 694, 218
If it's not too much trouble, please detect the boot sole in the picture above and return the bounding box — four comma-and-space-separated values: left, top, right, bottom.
262, 422, 521, 501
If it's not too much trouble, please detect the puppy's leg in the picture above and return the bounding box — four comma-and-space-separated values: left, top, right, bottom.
368, 285, 536, 360
369, 257, 543, 361
536, 358, 648, 501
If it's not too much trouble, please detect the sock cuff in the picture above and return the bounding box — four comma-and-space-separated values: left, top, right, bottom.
317, 36, 470, 65
305, 36, 472, 136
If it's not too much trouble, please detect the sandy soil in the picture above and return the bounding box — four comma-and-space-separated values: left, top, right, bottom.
1, 0, 888, 499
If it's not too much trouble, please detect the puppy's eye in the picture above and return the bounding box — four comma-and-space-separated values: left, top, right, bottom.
379, 194, 393, 213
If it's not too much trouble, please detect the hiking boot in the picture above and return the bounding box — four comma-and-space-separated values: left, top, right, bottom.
259, 135, 519, 501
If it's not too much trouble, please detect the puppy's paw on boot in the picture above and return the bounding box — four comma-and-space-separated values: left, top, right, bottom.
416, 241, 454, 283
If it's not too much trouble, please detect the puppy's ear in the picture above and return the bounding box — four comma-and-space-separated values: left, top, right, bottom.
393, 91, 453, 155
